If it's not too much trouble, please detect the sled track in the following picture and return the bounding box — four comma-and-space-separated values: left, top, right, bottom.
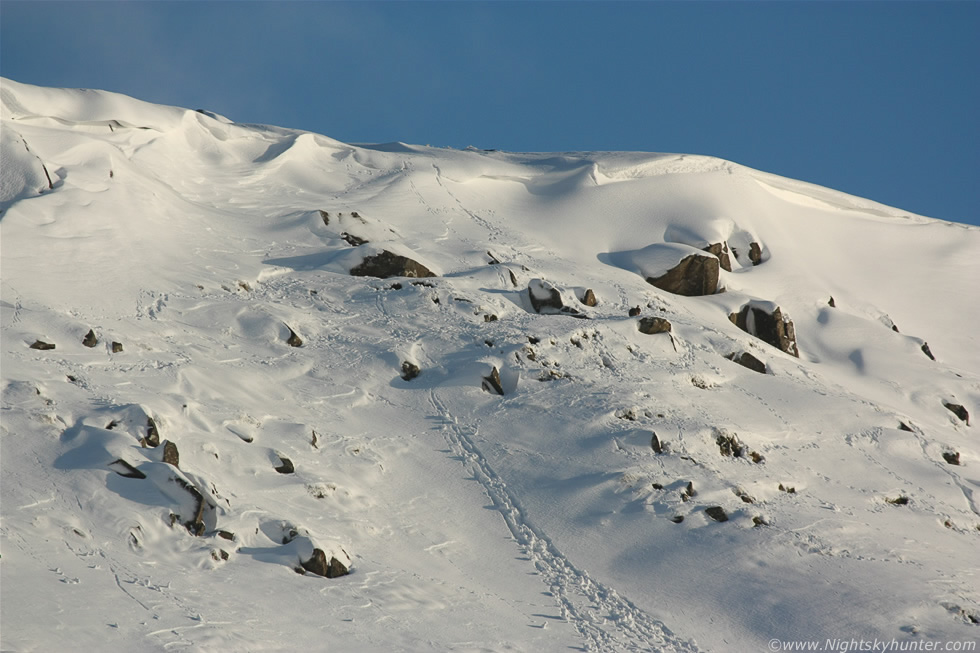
428, 390, 699, 653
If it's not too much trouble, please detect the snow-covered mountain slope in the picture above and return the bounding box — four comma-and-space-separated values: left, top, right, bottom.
2, 77, 978, 652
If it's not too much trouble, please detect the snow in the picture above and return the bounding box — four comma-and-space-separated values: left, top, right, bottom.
2, 77, 979, 652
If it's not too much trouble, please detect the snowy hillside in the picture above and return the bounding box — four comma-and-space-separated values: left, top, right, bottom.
2, 77, 978, 652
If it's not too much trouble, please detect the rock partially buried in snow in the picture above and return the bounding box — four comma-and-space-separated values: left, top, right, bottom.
528, 279, 563, 313
301, 548, 349, 579
29, 339, 55, 350
285, 325, 303, 347
482, 366, 505, 395
637, 316, 672, 335
648, 254, 720, 297
726, 351, 767, 374
729, 302, 799, 357
349, 250, 435, 279
942, 401, 970, 425
580, 288, 598, 307
401, 361, 421, 381
702, 243, 732, 272
82, 329, 98, 348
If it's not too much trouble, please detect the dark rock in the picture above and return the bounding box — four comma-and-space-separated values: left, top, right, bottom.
753, 516, 769, 527
106, 420, 119, 430
727, 351, 767, 374
508, 269, 518, 286
350, 250, 435, 279
650, 432, 664, 454
111, 341, 123, 353
646, 254, 719, 296
705, 506, 729, 522
162, 440, 179, 468
886, 496, 910, 506
942, 451, 961, 465
750, 451, 765, 464
212, 549, 230, 561
144, 417, 160, 448
108, 459, 146, 479
628, 306, 641, 317
301, 548, 350, 578
716, 431, 746, 457
218, 530, 235, 541
638, 316, 672, 335
482, 367, 505, 395
484, 314, 498, 322
671, 515, 685, 524
899, 422, 914, 432
652, 482, 664, 490
921, 343, 935, 361
943, 401, 970, 425
286, 326, 303, 347
389, 282, 403, 290
82, 329, 98, 348
729, 304, 799, 357
341, 232, 368, 246
528, 279, 564, 313
487, 251, 501, 265
703, 242, 732, 272
319, 210, 330, 225
748, 242, 763, 266
275, 456, 295, 474
683, 481, 696, 499
778, 483, 796, 494
401, 361, 421, 381
828, 296, 836, 308
171, 476, 208, 536
29, 340, 56, 350
580, 289, 598, 307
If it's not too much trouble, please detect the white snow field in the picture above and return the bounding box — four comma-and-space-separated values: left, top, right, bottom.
2, 77, 978, 652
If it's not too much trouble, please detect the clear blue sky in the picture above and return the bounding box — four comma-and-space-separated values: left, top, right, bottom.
2, 1, 978, 225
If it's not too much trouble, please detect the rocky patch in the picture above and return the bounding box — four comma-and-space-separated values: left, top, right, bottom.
350, 250, 435, 279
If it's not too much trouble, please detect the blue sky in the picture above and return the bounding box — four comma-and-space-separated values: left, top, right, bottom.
2, 1, 978, 225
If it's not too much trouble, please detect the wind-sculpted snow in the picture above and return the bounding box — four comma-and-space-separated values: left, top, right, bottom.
2, 78, 979, 651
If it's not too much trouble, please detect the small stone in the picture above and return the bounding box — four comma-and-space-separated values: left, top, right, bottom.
670, 515, 684, 524
650, 432, 664, 454
482, 367, 505, 395
828, 296, 836, 308
752, 516, 769, 527
727, 351, 767, 374
921, 343, 935, 361
29, 340, 56, 350
82, 330, 98, 348
217, 530, 235, 541
628, 306, 641, 317
705, 506, 729, 522
111, 341, 123, 353
274, 456, 295, 474
144, 417, 160, 448
942, 451, 961, 466
581, 289, 598, 307
684, 481, 696, 498
886, 496, 910, 506
319, 210, 330, 225
637, 317, 671, 335
286, 326, 303, 347
301, 548, 350, 578
898, 422, 914, 432
748, 242, 763, 266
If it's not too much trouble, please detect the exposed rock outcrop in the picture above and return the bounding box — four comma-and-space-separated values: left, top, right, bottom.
162, 441, 180, 467
482, 367, 505, 395
29, 340, 55, 350
646, 254, 719, 297
580, 288, 598, 307
943, 401, 970, 425
111, 341, 123, 353
703, 243, 732, 272
350, 250, 435, 279
401, 361, 421, 381
705, 506, 729, 522
82, 329, 98, 348
301, 548, 349, 578
729, 303, 799, 357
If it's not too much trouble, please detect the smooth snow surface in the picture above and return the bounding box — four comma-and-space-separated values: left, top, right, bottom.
2, 77, 979, 652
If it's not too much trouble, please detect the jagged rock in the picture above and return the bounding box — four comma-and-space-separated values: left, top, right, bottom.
108, 459, 146, 479
650, 432, 664, 454
898, 422, 914, 432
748, 242, 763, 266
580, 289, 598, 307
638, 316, 671, 335
350, 250, 435, 279
921, 343, 935, 361
683, 481, 696, 499
943, 401, 970, 425
727, 351, 767, 374
705, 506, 729, 522
482, 367, 505, 395
671, 515, 684, 524
29, 340, 55, 350
628, 306, 641, 317
286, 325, 303, 347
401, 361, 421, 381
319, 210, 330, 225
162, 441, 179, 468
487, 251, 501, 265
507, 269, 518, 286
646, 254, 719, 296
716, 430, 746, 457
341, 232, 368, 246
301, 548, 350, 578
729, 303, 799, 357
528, 279, 563, 313
275, 456, 295, 474
703, 242, 732, 272
143, 417, 160, 448
942, 451, 961, 465
828, 296, 836, 308
111, 341, 123, 353
82, 329, 98, 348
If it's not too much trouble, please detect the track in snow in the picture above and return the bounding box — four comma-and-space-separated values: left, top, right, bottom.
427, 390, 699, 653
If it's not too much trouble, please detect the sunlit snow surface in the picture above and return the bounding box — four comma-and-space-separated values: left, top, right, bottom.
2, 77, 978, 652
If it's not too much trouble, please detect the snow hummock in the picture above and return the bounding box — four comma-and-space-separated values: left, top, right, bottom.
2, 78, 979, 652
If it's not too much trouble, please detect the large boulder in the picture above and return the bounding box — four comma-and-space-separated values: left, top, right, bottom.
729, 302, 799, 357
527, 279, 584, 317
647, 254, 720, 297
350, 250, 435, 279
